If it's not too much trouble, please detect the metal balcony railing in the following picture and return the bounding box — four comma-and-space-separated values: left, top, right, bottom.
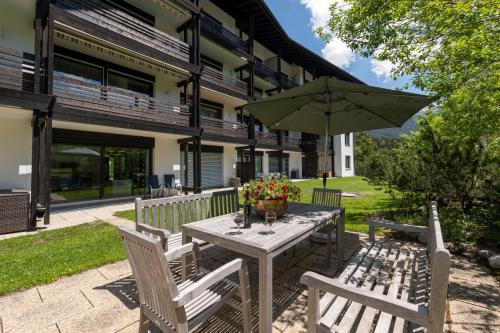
54, 72, 190, 126
55, 0, 190, 63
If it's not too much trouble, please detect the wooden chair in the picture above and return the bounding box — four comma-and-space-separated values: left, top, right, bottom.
119, 227, 252, 333
135, 188, 239, 251
301, 202, 451, 333
310, 188, 344, 244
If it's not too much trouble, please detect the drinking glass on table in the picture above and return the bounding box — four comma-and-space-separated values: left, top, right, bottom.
233, 212, 244, 234
265, 211, 277, 234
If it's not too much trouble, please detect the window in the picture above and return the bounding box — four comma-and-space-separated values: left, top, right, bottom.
345, 155, 351, 170
268, 155, 290, 176
201, 54, 223, 72
181, 94, 223, 119
345, 133, 350, 146
108, 70, 153, 96
54, 56, 103, 84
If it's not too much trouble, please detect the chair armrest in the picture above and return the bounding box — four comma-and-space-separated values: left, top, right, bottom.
165, 242, 199, 261
136, 223, 170, 249
172, 258, 244, 307
300, 272, 429, 327
365, 218, 428, 233
365, 218, 428, 242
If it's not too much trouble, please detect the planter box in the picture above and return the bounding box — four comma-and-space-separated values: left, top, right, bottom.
0, 190, 30, 234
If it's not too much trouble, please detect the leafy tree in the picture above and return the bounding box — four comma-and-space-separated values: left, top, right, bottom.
318, 0, 500, 241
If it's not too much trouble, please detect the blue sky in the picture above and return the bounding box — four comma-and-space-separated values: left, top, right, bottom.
264, 0, 419, 94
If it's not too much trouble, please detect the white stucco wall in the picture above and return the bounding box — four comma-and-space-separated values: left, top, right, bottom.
0, 110, 33, 190
0, 0, 35, 53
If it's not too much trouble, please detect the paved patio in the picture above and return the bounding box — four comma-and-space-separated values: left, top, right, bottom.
0, 226, 498, 332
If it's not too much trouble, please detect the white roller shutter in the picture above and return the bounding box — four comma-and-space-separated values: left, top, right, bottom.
180, 145, 224, 188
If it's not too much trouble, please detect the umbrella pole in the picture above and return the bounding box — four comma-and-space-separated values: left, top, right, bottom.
322, 95, 331, 188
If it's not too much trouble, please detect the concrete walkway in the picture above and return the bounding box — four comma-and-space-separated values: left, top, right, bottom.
0, 228, 498, 332
0, 202, 135, 240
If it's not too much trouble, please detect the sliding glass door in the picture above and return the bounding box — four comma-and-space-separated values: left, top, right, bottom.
51, 144, 150, 202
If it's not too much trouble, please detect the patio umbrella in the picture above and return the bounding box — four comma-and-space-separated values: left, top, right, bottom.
243, 77, 431, 181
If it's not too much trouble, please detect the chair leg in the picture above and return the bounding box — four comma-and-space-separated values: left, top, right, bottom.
138, 307, 149, 333
239, 260, 252, 333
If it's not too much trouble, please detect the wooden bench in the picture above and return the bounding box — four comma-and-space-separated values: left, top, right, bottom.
301, 201, 451, 333
135, 188, 239, 250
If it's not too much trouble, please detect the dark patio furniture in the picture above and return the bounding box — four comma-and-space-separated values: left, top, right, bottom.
0, 190, 30, 234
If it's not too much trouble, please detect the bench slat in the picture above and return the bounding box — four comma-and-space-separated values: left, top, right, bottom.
393, 247, 419, 333
320, 242, 384, 329
354, 242, 401, 332
319, 244, 372, 316
336, 242, 392, 332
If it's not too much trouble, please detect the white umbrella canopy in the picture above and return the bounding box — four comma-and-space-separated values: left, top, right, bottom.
242, 77, 431, 136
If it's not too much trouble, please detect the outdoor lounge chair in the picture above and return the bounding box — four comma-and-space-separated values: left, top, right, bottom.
163, 174, 182, 194
119, 227, 252, 333
310, 188, 344, 243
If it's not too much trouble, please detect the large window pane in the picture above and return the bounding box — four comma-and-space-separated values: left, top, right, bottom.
108, 71, 153, 96
51, 144, 101, 202
103, 147, 149, 198
54, 56, 103, 84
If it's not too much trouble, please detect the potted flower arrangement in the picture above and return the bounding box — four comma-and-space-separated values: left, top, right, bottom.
244, 176, 301, 217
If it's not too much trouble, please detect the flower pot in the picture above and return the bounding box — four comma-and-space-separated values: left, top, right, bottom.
254, 199, 288, 218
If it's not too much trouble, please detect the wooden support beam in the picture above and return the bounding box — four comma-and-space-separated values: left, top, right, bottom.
177, 17, 194, 33
177, 137, 195, 144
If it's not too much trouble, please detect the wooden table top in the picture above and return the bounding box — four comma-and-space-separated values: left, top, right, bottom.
182, 202, 338, 256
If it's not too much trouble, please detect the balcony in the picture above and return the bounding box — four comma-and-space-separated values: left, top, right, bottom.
282, 137, 302, 151
201, 14, 249, 57
53, 72, 191, 129
201, 116, 249, 140
254, 61, 280, 86
256, 131, 279, 147
280, 74, 300, 90
201, 66, 248, 99
53, 0, 193, 71
0, 47, 34, 93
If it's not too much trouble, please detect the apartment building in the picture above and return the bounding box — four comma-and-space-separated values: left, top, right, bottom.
0, 0, 357, 224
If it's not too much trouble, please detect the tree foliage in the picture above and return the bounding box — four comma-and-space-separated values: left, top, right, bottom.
320, 0, 500, 242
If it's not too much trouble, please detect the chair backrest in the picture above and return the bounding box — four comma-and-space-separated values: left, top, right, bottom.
146, 175, 160, 189
210, 187, 239, 216
164, 174, 175, 188
136, 193, 213, 235
119, 227, 182, 329
135, 188, 239, 235
426, 201, 451, 332
311, 188, 341, 208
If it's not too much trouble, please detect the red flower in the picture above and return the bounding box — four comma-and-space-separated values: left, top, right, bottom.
255, 190, 260, 196
257, 183, 263, 189
255, 200, 260, 205
282, 185, 288, 191
270, 182, 276, 188
282, 194, 288, 200
271, 176, 275, 180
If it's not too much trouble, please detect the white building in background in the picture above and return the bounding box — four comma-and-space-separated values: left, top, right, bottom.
0, 0, 356, 224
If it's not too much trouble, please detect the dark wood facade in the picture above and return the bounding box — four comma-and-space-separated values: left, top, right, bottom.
0, 0, 364, 224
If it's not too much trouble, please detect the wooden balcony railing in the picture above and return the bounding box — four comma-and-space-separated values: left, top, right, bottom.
256, 131, 279, 146
53, 72, 190, 126
201, 14, 248, 55
55, 0, 190, 63
282, 137, 302, 151
0, 47, 35, 92
201, 116, 249, 139
201, 66, 248, 97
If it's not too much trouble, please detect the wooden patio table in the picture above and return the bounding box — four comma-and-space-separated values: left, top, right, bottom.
181, 202, 345, 332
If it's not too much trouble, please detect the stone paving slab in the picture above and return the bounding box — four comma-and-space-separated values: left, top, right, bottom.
1, 232, 499, 333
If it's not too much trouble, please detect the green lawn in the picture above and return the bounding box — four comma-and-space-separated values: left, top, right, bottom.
0, 222, 126, 296
115, 176, 402, 233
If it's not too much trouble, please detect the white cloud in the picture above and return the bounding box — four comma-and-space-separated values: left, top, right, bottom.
370, 59, 395, 80
321, 39, 356, 69
300, 0, 356, 69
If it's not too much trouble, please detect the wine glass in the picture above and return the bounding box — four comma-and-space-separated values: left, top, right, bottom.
265, 211, 277, 234
233, 213, 244, 235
